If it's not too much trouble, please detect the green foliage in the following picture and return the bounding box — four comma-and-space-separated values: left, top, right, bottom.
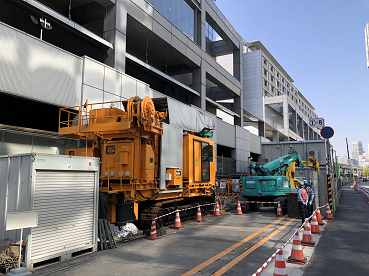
363, 167, 369, 177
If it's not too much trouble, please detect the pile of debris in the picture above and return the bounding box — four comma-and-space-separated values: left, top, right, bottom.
0, 239, 25, 274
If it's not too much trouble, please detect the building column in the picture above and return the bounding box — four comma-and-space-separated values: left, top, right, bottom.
292, 109, 297, 133
103, 2, 127, 73
297, 116, 304, 138
282, 98, 289, 136
258, 121, 265, 137
233, 48, 241, 82
193, 67, 206, 110
273, 130, 279, 142
193, 2, 206, 110
234, 95, 243, 127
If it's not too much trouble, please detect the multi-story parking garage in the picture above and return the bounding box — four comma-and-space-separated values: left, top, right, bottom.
0, 0, 321, 176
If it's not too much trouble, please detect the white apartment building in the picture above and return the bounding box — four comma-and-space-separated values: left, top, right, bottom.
242, 41, 321, 142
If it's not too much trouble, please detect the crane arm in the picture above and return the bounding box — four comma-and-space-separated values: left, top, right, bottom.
301, 157, 321, 175
250, 149, 304, 176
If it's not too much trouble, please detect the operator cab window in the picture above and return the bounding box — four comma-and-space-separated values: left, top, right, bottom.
106, 146, 115, 154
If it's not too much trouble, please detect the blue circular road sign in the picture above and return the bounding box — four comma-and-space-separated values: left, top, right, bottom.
321, 126, 334, 139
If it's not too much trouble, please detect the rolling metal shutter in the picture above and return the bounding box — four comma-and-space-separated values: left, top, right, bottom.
31, 170, 95, 261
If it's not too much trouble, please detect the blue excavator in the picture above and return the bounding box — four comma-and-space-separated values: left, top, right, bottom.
239, 149, 320, 213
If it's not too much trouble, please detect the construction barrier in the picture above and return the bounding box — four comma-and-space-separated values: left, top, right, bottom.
251, 203, 328, 276
239, 201, 279, 204
354, 184, 369, 201
154, 202, 216, 220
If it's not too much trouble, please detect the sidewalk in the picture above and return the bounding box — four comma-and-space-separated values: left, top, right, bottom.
303, 183, 369, 276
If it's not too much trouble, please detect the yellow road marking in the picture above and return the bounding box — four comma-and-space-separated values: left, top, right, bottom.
181, 215, 287, 276
214, 218, 296, 276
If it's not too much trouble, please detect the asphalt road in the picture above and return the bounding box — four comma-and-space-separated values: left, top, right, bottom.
9, 185, 367, 276
25, 205, 320, 276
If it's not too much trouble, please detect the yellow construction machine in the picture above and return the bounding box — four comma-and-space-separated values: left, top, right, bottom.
58, 96, 216, 227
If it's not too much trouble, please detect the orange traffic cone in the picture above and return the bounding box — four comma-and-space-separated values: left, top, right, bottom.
194, 206, 204, 222
235, 201, 243, 215
301, 222, 315, 247
325, 205, 334, 220
315, 209, 324, 225
213, 202, 221, 217
171, 210, 184, 230
146, 218, 161, 240
273, 247, 287, 276
310, 213, 321, 235
287, 229, 308, 265
276, 201, 283, 217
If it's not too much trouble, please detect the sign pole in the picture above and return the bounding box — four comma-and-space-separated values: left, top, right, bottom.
324, 139, 329, 173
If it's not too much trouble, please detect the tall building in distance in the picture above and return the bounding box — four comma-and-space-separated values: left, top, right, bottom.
352, 141, 365, 162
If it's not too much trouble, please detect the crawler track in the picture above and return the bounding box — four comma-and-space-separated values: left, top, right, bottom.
140, 196, 214, 228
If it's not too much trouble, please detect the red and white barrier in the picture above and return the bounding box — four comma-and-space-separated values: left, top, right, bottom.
154, 202, 217, 220
251, 204, 328, 276
239, 201, 279, 204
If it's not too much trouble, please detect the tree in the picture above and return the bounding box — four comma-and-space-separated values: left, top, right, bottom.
363, 167, 369, 177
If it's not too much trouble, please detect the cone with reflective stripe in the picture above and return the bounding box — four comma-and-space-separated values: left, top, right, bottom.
276, 201, 283, 217
194, 206, 204, 222
273, 247, 287, 276
146, 218, 161, 240
171, 210, 184, 230
287, 229, 308, 265
310, 213, 321, 235
213, 202, 221, 217
301, 222, 315, 247
315, 209, 324, 225
325, 205, 334, 220
235, 201, 243, 215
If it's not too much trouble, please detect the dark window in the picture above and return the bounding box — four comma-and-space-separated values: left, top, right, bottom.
201, 142, 213, 181
106, 146, 115, 154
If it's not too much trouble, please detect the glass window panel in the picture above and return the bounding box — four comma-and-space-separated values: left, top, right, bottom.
147, 0, 194, 39
201, 142, 211, 181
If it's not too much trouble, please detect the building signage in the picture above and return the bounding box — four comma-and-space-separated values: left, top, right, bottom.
309, 118, 325, 128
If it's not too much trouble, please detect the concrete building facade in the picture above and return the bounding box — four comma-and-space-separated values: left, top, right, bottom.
0, 0, 324, 175
0, 0, 261, 175
241, 41, 321, 142
352, 141, 365, 163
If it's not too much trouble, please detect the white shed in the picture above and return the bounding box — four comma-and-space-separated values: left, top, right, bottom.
0, 153, 100, 271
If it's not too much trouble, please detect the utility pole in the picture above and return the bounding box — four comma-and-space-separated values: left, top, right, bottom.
346, 138, 354, 183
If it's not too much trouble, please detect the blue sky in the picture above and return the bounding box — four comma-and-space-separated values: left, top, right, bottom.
214, 0, 369, 158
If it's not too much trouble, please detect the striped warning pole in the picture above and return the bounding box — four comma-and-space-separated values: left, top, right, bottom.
327, 174, 333, 211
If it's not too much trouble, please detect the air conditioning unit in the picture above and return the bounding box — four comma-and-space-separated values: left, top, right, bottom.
308, 150, 321, 163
